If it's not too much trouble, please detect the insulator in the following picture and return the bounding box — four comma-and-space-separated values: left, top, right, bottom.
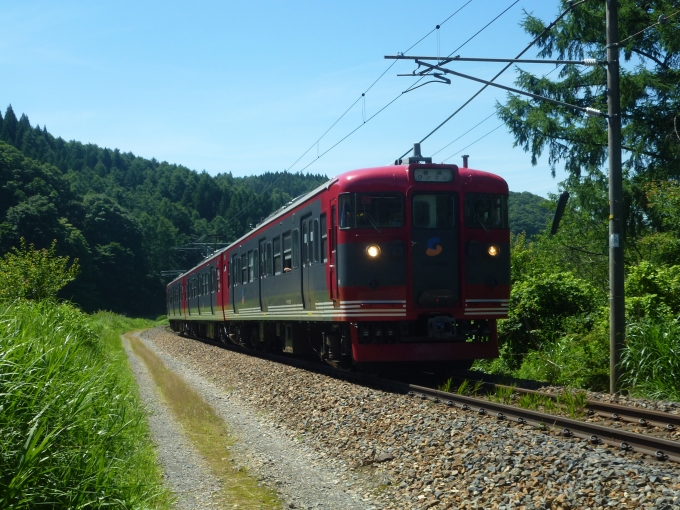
583, 58, 599, 66
584, 107, 603, 117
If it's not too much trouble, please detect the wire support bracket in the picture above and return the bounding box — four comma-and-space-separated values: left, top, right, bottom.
396, 59, 607, 118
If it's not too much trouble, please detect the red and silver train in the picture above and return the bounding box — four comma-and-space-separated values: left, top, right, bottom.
167, 146, 510, 372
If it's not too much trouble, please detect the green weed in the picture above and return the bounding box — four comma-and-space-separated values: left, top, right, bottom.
0, 301, 169, 509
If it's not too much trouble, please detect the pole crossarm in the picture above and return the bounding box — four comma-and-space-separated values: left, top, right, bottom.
385, 55, 606, 66
397, 59, 606, 118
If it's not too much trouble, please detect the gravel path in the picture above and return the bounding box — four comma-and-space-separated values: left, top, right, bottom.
123, 333, 224, 509
133, 330, 366, 510
142, 327, 680, 509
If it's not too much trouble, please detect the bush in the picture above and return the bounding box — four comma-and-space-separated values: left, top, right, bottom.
499, 271, 602, 363
0, 238, 79, 301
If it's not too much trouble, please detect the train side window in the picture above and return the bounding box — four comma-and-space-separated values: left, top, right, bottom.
241, 254, 248, 284
260, 247, 266, 278
266, 243, 273, 276
273, 236, 282, 275
216, 266, 220, 292
302, 223, 309, 263
282, 231, 292, 271
320, 214, 327, 263
292, 229, 299, 269
248, 251, 255, 283
313, 219, 320, 263
308, 221, 314, 264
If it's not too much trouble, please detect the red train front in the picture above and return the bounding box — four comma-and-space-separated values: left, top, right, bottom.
167, 148, 510, 373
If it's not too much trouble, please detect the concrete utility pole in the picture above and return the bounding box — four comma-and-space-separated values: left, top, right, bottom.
606, 0, 625, 394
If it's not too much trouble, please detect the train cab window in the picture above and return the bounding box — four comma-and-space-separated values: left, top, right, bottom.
413, 194, 456, 229
292, 229, 300, 268
282, 231, 292, 272
320, 214, 327, 263
313, 219, 320, 263
339, 192, 404, 229
273, 237, 282, 275
241, 254, 248, 284
464, 193, 509, 229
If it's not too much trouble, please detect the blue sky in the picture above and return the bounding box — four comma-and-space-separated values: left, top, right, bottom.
1, 0, 579, 197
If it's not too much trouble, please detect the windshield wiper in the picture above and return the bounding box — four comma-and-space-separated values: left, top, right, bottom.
365, 212, 382, 233
474, 213, 489, 233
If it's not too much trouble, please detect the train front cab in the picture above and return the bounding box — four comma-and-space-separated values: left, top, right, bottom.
334, 162, 510, 371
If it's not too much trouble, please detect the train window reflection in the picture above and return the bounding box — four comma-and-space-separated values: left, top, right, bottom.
339, 192, 404, 229
412, 194, 456, 229
464, 193, 508, 230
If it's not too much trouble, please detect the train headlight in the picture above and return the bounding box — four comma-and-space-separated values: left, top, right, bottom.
488, 244, 500, 257
366, 245, 381, 258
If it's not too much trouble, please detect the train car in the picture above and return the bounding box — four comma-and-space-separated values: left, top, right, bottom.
167, 145, 510, 372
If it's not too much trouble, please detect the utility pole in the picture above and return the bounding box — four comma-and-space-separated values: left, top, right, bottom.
607, 0, 625, 394
387, 0, 627, 393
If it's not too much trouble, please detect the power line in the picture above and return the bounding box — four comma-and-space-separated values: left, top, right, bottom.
612, 9, 680, 48
398, 0, 591, 161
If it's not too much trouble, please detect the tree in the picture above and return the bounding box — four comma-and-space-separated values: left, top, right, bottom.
497, 0, 680, 234
0, 238, 80, 301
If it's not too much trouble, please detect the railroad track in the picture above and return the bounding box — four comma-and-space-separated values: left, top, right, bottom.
168, 328, 680, 464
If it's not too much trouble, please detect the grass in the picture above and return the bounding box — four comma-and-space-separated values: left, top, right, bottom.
127, 332, 280, 509
0, 300, 170, 509
620, 319, 680, 401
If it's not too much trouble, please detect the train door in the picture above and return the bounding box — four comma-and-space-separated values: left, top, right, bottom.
300, 214, 312, 309
329, 200, 338, 303
410, 192, 460, 307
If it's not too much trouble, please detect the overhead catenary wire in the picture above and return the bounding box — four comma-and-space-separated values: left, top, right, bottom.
283, 0, 474, 175
398, 0, 591, 161
221, 0, 518, 228
430, 59, 572, 164
441, 124, 505, 163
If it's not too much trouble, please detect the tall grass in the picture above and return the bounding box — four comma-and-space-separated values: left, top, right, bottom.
620, 319, 680, 401
0, 300, 169, 509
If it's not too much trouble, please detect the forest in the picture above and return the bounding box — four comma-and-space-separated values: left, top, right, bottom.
0, 105, 327, 314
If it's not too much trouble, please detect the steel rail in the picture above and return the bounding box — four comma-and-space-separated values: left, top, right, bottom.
430, 375, 680, 432
167, 329, 679, 463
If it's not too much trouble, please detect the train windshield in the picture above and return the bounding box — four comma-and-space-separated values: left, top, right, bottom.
339, 193, 404, 229
412, 194, 456, 229
464, 193, 508, 230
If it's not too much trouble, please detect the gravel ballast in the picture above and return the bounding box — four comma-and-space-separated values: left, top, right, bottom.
141, 327, 680, 509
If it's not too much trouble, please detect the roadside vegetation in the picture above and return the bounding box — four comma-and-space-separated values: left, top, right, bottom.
0, 241, 170, 508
